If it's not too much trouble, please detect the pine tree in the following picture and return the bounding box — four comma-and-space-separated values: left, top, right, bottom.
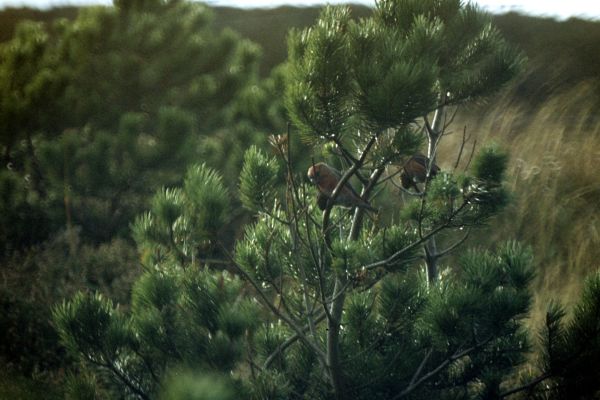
0, 0, 275, 243
53, 1, 600, 399
0, 0, 285, 388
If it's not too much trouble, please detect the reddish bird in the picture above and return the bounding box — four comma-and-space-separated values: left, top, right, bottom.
316, 191, 329, 211
307, 162, 376, 212
400, 154, 440, 193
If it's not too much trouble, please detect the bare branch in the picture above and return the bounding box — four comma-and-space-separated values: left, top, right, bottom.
409, 348, 433, 387
322, 133, 378, 246
392, 335, 494, 399
442, 105, 460, 133
88, 352, 151, 400
499, 372, 552, 398
263, 311, 327, 369
464, 137, 478, 172
435, 228, 471, 259
364, 199, 472, 271
453, 126, 471, 172
332, 137, 369, 185
221, 246, 328, 366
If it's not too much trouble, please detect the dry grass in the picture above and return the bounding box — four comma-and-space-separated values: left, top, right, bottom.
440, 81, 600, 326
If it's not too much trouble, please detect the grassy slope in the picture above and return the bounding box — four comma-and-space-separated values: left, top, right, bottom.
438, 13, 600, 325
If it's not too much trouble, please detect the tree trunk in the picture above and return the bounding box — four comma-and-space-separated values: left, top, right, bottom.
327, 276, 346, 399
424, 99, 445, 284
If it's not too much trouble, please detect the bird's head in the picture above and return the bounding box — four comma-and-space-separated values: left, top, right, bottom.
307, 163, 323, 185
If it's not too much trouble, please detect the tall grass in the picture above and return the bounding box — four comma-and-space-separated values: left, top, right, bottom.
442, 81, 600, 325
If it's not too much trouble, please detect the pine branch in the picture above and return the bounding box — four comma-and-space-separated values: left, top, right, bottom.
500, 299, 600, 398
86, 353, 150, 400
393, 336, 494, 399
281, 128, 323, 333
327, 276, 347, 399
294, 221, 322, 346
221, 245, 329, 369
435, 228, 471, 259
261, 229, 297, 320
364, 198, 472, 271
349, 166, 385, 241
331, 137, 369, 185
499, 372, 552, 399
409, 348, 433, 387
132, 347, 162, 386
453, 126, 472, 172
263, 311, 327, 369
325, 140, 384, 399
322, 132, 378, 245
464, 137, 478, 172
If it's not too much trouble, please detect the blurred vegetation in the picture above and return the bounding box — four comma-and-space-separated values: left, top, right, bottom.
439, 81, 600, 326
0, 1, 286, 396
0, 1, 599, 398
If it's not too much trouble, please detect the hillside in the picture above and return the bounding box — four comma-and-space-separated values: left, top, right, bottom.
2, 5, 600, 98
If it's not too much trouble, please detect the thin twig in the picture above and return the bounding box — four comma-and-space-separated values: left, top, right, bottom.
435, 228, 471, 259
453, 126, 471, 172
220, 245, 328, 366
464, 138, 478, 172
499, 372, 552, 398
364, 199, 471, 271
409, 348, 433, 387
392, 335, 493, 399
263, 311, 327, 369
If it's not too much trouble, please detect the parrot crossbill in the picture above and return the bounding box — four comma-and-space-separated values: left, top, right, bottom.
307, 162, 377, 212
316, 191, 329, 211
400, 154, 440, 193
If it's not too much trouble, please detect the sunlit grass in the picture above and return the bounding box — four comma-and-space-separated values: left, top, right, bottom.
441, 81, 600, 326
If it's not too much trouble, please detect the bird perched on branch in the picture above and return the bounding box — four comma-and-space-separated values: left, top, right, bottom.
307, 162, 377, 212
400, 154, 440, 193
316, 191, 329, 211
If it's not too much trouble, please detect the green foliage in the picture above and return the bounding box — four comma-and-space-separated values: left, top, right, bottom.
285, 0, 523, 146
132, 164, 231, 267
0, 168, 51, 254
54, 266, 257, 399
0, 370, 63, 400
0, 230, 139, 378
527, 273, 600, 399
64, 372, 101, 400
397, 145, 510, 231
349, 16, 439, 130
472, 144, 508, 184
0, 287, 64, 375
0, 0, 282, 246
375, 0, 525, 102
184, 164, 231, 239
235, 210, 292, 283
377, 225, 421, 270
239, 146, 280, 212
248, 370, 293, 400
0, 21, 51, 146
53, 293, 131, 374
285, 5, 354, 143
160, 370, 239, 400
331, 238, 374, 275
